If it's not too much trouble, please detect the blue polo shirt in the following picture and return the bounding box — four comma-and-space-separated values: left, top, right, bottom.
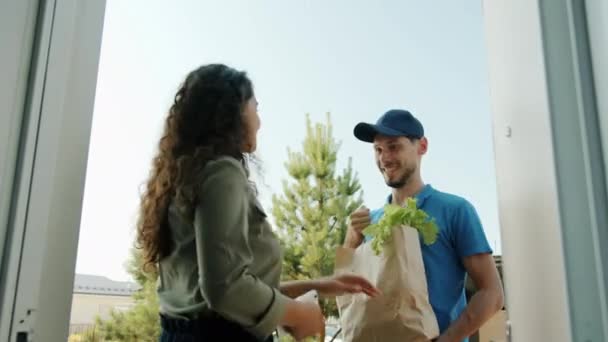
367, 184, 492, 342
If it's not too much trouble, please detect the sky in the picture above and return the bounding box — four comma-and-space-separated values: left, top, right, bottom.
76, 0, 501, 282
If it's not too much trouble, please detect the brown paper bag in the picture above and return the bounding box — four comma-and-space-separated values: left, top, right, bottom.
335, 225, 439, 342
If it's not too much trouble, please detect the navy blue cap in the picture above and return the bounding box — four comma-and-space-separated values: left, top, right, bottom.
354, 109, 424, 142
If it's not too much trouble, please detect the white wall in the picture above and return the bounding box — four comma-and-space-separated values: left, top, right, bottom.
482, 1, 572, 341
484, 0, 608, 341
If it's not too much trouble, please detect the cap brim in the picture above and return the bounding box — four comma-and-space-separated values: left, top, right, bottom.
353, 123, 406, 142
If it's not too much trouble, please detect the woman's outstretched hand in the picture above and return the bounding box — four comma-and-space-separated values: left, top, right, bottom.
315, 273, 381, 298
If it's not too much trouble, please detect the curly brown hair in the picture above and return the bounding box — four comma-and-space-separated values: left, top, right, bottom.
136, 64, 254, 272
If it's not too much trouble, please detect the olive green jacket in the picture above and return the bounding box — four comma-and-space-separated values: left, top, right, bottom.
157, 156, 288, 339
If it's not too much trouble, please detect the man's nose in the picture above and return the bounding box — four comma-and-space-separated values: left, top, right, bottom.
380, 154, 392, 165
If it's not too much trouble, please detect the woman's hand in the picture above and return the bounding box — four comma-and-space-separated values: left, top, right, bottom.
282, 301, 325, 341
315, 273, 381, 298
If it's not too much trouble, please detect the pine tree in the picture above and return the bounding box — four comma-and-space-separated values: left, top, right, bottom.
94, 276, 160, 341
272, 113, 363, 317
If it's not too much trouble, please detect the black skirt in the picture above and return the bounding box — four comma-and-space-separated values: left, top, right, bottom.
159, 313, 274, 342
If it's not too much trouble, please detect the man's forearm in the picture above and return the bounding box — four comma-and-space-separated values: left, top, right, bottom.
438, 287, 504, 342
279, 280, 320, 299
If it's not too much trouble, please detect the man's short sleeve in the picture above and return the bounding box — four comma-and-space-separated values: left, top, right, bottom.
452, 200, 493, 258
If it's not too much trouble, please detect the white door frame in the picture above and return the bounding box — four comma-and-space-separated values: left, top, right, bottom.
0, 1, 106, 341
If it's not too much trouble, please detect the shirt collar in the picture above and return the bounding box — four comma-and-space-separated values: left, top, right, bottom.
386, 184, 434, 207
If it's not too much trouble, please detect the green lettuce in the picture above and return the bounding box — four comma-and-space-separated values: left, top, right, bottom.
362, 198, 439, 255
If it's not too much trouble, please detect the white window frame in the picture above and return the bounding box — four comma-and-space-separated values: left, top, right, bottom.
0, 1, 106, 341
585, 0, 608, 338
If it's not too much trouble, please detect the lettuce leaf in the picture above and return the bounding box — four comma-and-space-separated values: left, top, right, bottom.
362, 198, 439, 255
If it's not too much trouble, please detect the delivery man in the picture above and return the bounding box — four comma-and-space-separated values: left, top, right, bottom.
343, 109, 504, 342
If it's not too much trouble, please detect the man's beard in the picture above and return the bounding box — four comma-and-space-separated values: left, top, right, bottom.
384, 165, 416, 189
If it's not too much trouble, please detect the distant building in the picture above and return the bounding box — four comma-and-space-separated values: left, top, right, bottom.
69, 274, 139, 335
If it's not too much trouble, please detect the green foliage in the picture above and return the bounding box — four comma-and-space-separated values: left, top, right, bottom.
272, 113, 363, 317
85, 248, 160, 341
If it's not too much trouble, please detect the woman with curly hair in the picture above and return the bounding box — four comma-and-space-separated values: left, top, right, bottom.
137, 64, 379, 341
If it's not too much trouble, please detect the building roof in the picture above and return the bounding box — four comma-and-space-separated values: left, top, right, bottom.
73, 274, 140, 296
